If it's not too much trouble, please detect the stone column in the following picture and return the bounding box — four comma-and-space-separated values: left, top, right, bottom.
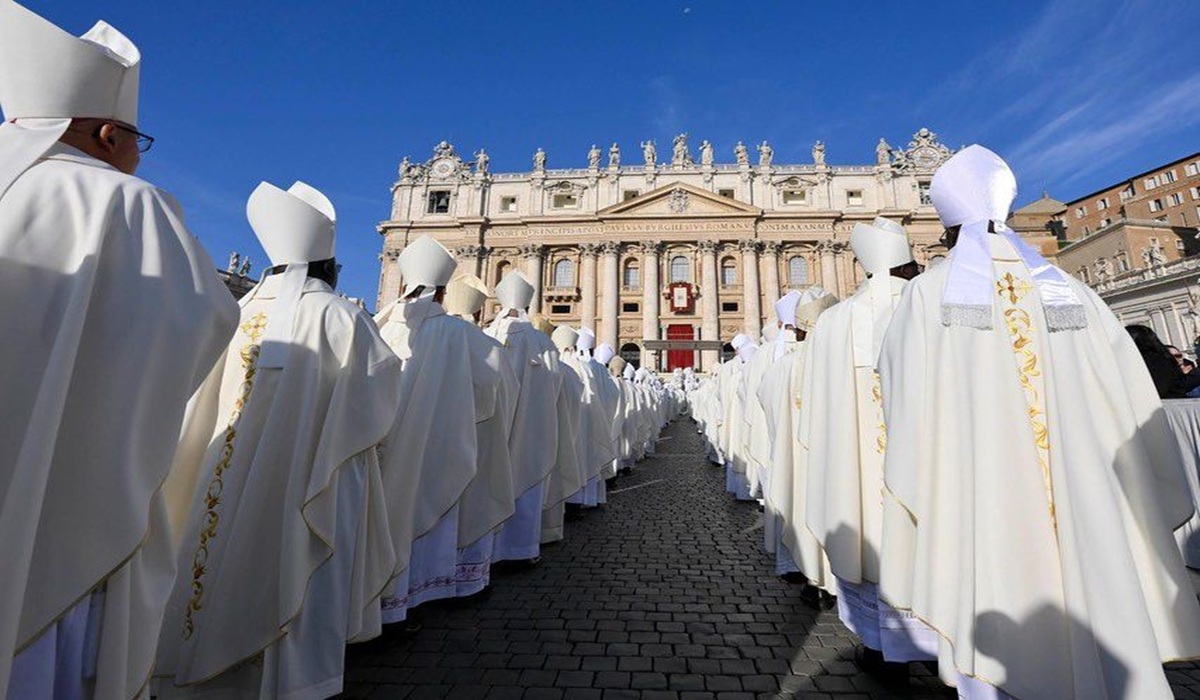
640, 240, 662, 370
739, 240, 762, 339
377, 248, 401, 310
818, 240, 840, 294
762, 241, 782, 306
519, 243, 545, 314
579, 243, 600, 332
600, 241, 621, 350
453, 244, 486, 278
698, 240, 720, 371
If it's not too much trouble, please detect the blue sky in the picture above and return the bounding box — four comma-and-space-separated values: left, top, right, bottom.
20, 0, 1200, 306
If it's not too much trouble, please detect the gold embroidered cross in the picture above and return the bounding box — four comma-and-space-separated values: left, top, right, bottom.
996, 273, 1032, 305
240, 312, 269, 342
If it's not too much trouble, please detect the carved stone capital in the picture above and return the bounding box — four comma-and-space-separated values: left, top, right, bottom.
638, 240, 663, 256
382, 248, 401, 262
815, 240, 847, 255
453, 244, 485, 260
517, 243, 545, 260
696, 240, 719, 256
598, 241, 622, 257
761, 241, 783, 257
737, 239, 761, 254
579, 242, 602, 258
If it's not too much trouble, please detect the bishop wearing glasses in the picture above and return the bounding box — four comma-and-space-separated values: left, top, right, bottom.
0, 2, 237, 697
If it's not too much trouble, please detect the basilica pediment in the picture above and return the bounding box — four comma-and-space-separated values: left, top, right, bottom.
597, 182, 761, 218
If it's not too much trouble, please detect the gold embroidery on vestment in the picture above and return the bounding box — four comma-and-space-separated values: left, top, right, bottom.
997, 280, 1056, 530
871, 371, 887, 454
183, 312, 267, 640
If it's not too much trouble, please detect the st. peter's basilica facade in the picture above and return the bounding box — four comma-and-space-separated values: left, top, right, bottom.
377, 129, 957, 372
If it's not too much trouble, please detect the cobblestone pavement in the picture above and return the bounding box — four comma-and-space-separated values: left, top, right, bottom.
342, 418, 1200, 699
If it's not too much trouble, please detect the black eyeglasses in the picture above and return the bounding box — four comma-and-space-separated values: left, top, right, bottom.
95, 122, 155, 153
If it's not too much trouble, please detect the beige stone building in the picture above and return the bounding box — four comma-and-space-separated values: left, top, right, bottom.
377, 129, 961, 372
1060, 152, 1200, 240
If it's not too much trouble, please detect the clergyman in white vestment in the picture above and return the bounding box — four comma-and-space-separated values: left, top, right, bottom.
0, 4, 238, 697
375, 237, 512, 620
155, 182, 402, 700
800, 217, 934, 662
878, 145, 1200, 699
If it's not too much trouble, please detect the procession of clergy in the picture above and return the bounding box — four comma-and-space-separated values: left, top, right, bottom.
5, 3, 1200, 700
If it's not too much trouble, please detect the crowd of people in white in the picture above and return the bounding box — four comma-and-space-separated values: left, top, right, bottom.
690, 150, 1200, 698
0, 5, 686, 699
4, 4, 1200, 700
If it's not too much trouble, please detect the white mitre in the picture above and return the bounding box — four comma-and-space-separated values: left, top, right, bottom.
594, 343, 616, 365
398, 236, 456, 298
0, 1, 140, 197
496, 272, 535, 316
576, 327, 596, 358
850, 217, 912, 276
932, 145, 1083, 330
246, 180, 336, 369
771, 290, 803, 359
552, 325, 578, 352
730, 333, 751, 351
623, 364, 636, 380
795, 287, 839, 333
444, 273, 489, 320
610, 355, 628, 376
737, 343, 757, 364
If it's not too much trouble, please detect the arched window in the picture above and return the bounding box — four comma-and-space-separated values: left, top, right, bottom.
494, 260, 511, 286
623, 259, 641, 290
670, 255, 691, 283
620, 342, 641, 369
787, 256, 808, 286
720, 257, 737, 287
553, 259, 574, 288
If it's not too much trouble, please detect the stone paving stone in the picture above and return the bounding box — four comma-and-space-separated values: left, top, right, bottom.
342, 419, 1200, 699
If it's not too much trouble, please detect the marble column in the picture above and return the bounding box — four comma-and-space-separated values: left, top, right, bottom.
579, 243, 600, 332
762, 241, 782, 306
377, 248, 401, 310
739, 240, 762, 339
640, 240, 662, 370
698, 240, 720, 371
519, 243, 545, 314
818, 240, 840, 295
599, 241, 621, 350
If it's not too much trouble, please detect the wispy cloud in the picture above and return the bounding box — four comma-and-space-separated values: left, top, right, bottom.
648, 75, 683, 138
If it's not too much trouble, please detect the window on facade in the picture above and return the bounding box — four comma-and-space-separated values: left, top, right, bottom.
552, 259, 574, 287
718, 188, 735, 199
787, 256, 808, 286
1079, 267, 1090, 283
1098, 217, 1111, 228
1187, 162, 1199, 177
1098, 197, 1109, 209
1117, 254, 1129, 272
1121, 185, 1135, 201
721, 301, 739, 312
550, 304, 572, 314
846, 190, 864, 206
1145, 177, 1158, 190
552, 193, 579, 209
500, 196, 518, 213
670, 255, 691, 283
1189, 187, 1200, 200
1075, 206, 1086, 218
622, 302, 640, 313
782, 189, 807, 205
623, 260, 640, 290
494, 260, 511, 286
623, 189, 640, 201
1163, 170, 1178, 183
1170, 192, 1184, 206
427, 190, 451, 214
918, 181, 932, 205
1150, 199, 1164, 212
720, 258, 737, 286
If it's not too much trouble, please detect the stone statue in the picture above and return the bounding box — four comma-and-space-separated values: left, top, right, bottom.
812, 140, 826, 166
398, 156, 412, 179
671, 133, 691, 167
238, 257, 252, 277
641, 140, 657, 167
757, 140, 773, 167
588, 144, 601, 169
533, 148, 547, 171
734, 141, 749, 167
227, 252, 240, 273
876, 138, 890, 165
699, 140, 713, 166
609, 142, 620, 168
473, 149, 489, 174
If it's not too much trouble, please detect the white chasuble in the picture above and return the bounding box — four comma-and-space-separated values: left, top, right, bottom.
784, 341, 835, 591
742, 346, 775, 499
486, 319, 563, 560
374, 299, 509, 617
879, 235, 1200, 699
0, 144, 238, 700
756, 336, 800, 562
542, 361, 584, 543
156, 277, 401, 699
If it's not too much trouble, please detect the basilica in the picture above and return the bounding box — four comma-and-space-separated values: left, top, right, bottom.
377, 129, 957, 371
